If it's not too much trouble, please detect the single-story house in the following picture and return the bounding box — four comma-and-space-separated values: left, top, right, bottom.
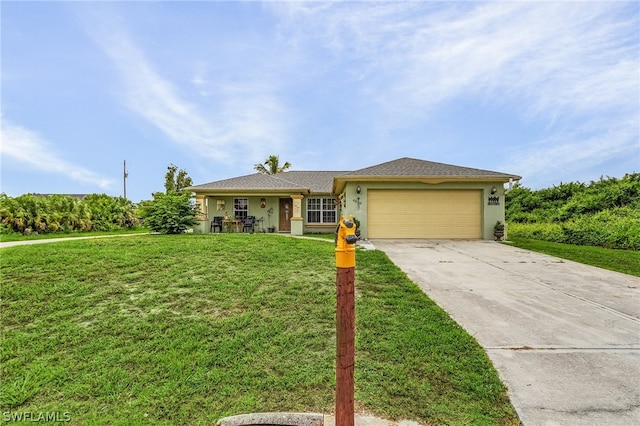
186, 157, 521, 239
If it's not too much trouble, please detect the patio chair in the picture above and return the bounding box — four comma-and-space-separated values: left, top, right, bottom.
211, 216, 224, 233
242, 216, 256, 233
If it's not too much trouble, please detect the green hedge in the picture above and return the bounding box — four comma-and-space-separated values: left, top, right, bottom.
506, 174, 639, 250
0, 193, 138, 235
508, 207, 639, 250
507, 222, 565, 243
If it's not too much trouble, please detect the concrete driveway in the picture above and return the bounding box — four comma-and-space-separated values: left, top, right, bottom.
372, 239, 640, 426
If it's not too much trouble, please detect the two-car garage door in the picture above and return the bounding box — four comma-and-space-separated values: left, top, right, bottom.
367, 189, 482, 239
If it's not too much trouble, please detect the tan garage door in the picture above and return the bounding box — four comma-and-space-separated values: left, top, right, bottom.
368, 189, 482, 239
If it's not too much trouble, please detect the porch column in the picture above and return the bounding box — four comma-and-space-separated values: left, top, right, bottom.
290, 194, 304, 236
193, 194, 209, 234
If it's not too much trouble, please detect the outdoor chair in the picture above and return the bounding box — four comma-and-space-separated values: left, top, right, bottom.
242, 216, 256, 233
211, 216, 224, 233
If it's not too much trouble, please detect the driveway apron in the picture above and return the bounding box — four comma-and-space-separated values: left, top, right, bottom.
372, 239, 640, 426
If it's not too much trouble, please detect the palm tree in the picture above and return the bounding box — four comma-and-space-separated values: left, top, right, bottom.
254, 155, 292, 174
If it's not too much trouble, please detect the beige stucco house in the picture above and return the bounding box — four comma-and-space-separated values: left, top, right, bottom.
186, 157, 521, 239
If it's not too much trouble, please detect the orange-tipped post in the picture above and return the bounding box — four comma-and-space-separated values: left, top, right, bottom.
335, 215, 357, 426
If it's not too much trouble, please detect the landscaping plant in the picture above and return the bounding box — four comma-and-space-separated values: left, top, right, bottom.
0, 193, 137, 236
506, 173, 640, 250
139, 191, 197, 234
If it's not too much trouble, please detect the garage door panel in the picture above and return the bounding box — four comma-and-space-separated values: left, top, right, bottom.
368, 189, 481, 239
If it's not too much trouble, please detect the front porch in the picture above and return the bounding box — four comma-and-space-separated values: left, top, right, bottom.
192, 194, 308, 236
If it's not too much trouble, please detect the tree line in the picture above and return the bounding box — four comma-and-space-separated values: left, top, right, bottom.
506, 173, 640, 250
0, 156, 293, 236
0, 164, 195, 236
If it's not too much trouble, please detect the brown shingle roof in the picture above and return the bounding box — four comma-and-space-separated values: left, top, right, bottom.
188, 158, 521, 194
278, 171, 347, 193
343, 157, 520, 178
187, 171, 347, 194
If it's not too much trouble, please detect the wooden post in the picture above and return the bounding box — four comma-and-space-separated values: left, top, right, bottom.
334, 215, 357, 426
335, 266, 355, 426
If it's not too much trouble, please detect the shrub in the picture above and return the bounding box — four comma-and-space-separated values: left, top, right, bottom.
506, 173, 639, 250
508, 222, 565, 242
140, 191, 197, 234
0, 193, 138, 234
563, 208, 640, 250
508, 208, 639, 250
84, 194, 137, 231
0, 223, 16, 235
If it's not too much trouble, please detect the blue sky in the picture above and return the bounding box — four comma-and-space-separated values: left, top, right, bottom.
2, 1, 638, 202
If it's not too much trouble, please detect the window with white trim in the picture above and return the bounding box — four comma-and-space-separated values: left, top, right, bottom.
234, 198, 248, 220
307, 197, 336, 224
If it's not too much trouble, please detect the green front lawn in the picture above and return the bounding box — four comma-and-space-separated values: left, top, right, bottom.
506, 238, 640, 277
1, 234, 519, 425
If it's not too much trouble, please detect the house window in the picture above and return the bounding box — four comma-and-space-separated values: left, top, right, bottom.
234, 198, 248, 220
307, 198, 336, 224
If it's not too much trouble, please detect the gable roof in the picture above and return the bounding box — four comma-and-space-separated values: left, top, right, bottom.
345, 157, 518, 178
332, 157, 521, 193
187, 157, 521, 195
186, 171, 346, 194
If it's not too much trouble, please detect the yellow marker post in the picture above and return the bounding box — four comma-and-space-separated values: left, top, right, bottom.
334, 215, 357, 426
335, 215, 357, 268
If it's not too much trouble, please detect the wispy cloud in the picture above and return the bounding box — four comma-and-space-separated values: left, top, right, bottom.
503, 120, 639, 184
272, 2, 637, 118
80, 7, 287, 167
0, 118, 113, 189
270, 1, 639, 184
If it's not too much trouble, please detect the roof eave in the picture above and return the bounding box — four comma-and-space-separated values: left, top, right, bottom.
333, 175, 522, 193
187, 187, 311, 195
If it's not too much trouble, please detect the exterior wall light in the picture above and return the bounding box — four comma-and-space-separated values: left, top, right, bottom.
353, 185, 362, 209
491, 186, 498, 194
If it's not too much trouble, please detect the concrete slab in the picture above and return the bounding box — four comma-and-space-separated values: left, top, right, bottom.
324, 414, 420, 426
372, 239, 640, 426
216, 412, 324, 426
216, 412, 420, 426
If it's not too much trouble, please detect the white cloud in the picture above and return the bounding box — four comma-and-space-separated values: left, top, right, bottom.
274, 2, 637, 118
269, 1, 639, 183
81, 8, 288, 168
0, 118, 113, 189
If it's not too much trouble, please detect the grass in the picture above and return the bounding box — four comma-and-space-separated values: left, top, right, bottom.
1, 234, 519, 425
0, 228, 149, 243
506, 237, 640, 277
303, 233, 335, 240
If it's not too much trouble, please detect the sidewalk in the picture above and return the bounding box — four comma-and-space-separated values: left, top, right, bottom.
0, 233, 144, 249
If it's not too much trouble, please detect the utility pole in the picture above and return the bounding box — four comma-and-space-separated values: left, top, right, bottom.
123, 160, 128, 200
